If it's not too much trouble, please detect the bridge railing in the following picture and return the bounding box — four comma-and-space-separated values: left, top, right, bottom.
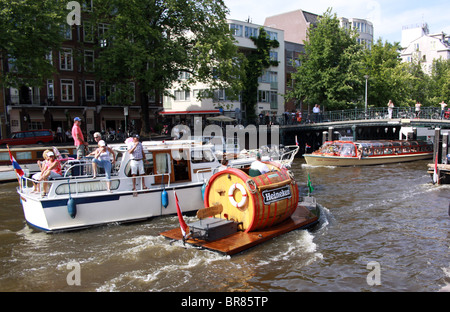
273, 106, 445, 126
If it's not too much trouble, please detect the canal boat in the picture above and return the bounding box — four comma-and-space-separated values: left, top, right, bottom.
15, 140, 298, 233
303, 140, 433, 167
160, 163, 320, 256
0, 145, 75, 182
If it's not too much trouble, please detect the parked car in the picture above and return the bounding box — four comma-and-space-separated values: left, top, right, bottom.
0, 129, 54, 146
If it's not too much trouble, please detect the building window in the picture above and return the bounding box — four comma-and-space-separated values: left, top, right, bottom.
47, 80, 54, 99
174, 90, 190, 101
61, 79, 74, 102
81, 0, 93, 11
178, 71, 190, 80
230, 24, 243, 37
60, 48, 73, 71
46, 51, 53, 65
270, 51, 278, 62
85, 80, 95, 102
84, 50, 95, 71
245, 26, 258, 38
98, 23, 109, 48
61, 24, 72, 40
83, 21, 94, 43
266, 31, 278, 41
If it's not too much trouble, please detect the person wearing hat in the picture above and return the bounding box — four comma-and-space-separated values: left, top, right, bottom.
40, 151, 62, 196
92, 140, 115, 192
250, 152, 270, 175
128, 134, 148, 191
71, 117, 88, 159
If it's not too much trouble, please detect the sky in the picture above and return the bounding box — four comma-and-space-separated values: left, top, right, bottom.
224, 0, 450, 44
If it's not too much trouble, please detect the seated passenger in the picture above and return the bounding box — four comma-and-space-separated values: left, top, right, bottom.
32, 149, 51, 193
40, 151, 62, 195
250, 153, 270, 176
218, 159, 228, 172
92, 140, 115, 192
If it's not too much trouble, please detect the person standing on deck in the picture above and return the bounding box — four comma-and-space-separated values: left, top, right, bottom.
71, 117, 88, 159
128, 134, 148, 191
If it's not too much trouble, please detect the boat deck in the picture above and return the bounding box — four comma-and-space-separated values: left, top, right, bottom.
160, 204, 319, 256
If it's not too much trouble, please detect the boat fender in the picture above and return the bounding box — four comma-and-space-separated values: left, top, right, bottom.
67, 198, 77, 219
161, 189, 169, 208
245, 179, 257, 194
228, 183, 247, 208
201, 182, 207, 200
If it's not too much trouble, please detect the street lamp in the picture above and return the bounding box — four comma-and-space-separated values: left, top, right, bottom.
364, 75, 369, 119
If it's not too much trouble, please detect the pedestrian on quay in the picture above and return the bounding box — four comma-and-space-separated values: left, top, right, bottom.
71, 117, 88, 159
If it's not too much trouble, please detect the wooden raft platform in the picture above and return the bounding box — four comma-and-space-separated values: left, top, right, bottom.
160, 205, 319, 256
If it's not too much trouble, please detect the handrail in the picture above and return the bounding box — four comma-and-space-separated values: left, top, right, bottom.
245, 106, 447, 126
19, 171, 172, 198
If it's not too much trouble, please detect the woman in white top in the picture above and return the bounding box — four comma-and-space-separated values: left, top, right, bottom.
92, 140, 115, 192
387, 100, 394, 119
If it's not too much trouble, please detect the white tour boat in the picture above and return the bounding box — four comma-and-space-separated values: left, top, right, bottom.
16, 140, 299, 232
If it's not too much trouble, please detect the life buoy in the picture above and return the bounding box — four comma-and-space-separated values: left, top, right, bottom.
228, 183, 247, 208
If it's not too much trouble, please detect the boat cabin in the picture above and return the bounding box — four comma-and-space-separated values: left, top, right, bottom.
313, 140, 433, 158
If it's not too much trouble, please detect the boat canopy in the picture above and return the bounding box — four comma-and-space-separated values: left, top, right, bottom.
313, 140, 433, 157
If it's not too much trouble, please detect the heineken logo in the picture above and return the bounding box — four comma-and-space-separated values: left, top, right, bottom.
262, 186, 291, 205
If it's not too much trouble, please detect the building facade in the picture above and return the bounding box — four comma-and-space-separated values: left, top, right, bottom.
400, 24, 450, 75
339, 17, 374, 50
162, 19, 286, 126
1, 3, 161, 140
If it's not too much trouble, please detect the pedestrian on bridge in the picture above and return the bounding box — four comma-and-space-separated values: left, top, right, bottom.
387, 100, 394, 119
440, 101, 447, 119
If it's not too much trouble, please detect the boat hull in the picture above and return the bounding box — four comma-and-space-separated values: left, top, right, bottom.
304, 153, 432, 167
20, 183, 204, 233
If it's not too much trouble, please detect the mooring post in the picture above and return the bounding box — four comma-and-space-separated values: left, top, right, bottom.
434, 128, 441, 164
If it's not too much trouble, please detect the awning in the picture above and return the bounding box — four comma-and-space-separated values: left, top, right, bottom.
159, 110, 220, 115
128, 109, 141, 119
101, 110, 125, 120
68, 110, 84, 122
28, 110, 45, 122
50, 110, 67, 121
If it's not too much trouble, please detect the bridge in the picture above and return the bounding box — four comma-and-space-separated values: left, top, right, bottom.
276, 107, 450, 153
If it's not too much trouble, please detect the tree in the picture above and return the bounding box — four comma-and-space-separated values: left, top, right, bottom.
92, 0, 244, 135
0, 0, 66, 88
289, 8, 364, 110
241, 27, 279, 121
429, 58, 450, 105
361, 39, 413, 107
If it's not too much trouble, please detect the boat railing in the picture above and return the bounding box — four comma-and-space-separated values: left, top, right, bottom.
279, 145, 299, 165
19, 170, 171, 198
195, 168, 214, 182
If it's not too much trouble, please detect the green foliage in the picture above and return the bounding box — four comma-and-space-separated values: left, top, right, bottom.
0, 0, 66, 87
289, 8, 450, 111
241, 27, 279, 120
92, 0, 244, 133
289, 9, 364, 110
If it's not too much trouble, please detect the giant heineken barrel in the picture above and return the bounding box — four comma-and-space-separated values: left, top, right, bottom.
204, 163, 299, 232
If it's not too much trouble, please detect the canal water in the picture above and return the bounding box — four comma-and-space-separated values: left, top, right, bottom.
0, 159, 449, 292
